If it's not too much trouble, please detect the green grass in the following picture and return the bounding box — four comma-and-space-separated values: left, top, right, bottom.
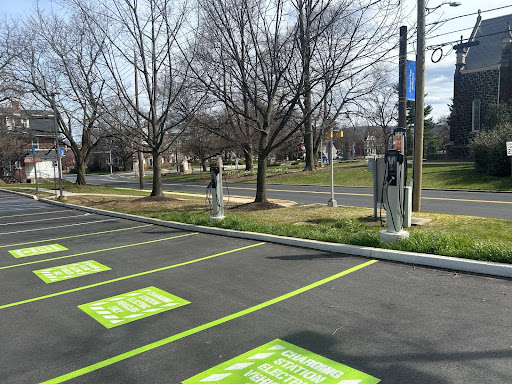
65, 185, 151, 196
419, 164, 511, 190
263, 162, 512, 191
125, 161, 512, 191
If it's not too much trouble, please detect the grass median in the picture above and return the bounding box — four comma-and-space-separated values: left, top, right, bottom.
56, 192, 512, 265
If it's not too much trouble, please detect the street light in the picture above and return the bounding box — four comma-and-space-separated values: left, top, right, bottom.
426, 1, 461, 14
413, 0, 461, 212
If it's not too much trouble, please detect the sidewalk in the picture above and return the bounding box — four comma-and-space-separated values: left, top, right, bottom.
25, 187, 298, 208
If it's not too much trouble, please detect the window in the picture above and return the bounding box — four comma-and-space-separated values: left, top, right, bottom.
31, 138, 39, 149
472, 99, 481, 132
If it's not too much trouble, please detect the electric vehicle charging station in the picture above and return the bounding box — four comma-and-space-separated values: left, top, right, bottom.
208, 153, 225, 222
378, 127, 411, 244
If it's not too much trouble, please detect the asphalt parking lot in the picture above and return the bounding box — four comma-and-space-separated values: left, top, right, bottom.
0, 189, 511, 384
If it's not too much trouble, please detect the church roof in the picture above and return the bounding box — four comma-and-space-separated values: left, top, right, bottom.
465, 14, 512, 71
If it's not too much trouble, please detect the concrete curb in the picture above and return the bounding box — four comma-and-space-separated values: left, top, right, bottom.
2, 188, 512, 279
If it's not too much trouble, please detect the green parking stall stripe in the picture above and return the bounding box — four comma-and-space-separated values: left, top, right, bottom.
40, 259, 378, 384
34, 260, 111, 283
0, 232, 197, 271
0, 242, 265, 310
9, 244, 68, 258
0, 224, 152, 248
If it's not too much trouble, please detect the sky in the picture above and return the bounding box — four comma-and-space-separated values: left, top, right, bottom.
401, 0, 511, 121
1, 0, 511, 122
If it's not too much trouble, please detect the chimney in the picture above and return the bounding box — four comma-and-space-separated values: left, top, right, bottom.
11, 100, 20, 114
456, 48, 466, 69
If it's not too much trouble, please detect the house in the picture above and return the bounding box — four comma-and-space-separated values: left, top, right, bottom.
0, 101, 62, 183
449, 12, 512, 158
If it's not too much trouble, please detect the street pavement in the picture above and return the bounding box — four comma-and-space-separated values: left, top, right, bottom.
0, 189, 511, 383
70, 173, 512, 220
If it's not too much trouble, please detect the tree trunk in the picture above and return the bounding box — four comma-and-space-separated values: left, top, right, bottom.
75, 159, 87, 185
255, 133, 268, 202
150, 151, 162, 197
243, 143, 254, 171
303, 90, 315, 171
300, 0, 315, 172
201, 158, 207, 172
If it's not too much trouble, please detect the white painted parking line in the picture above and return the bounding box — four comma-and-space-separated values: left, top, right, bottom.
0, 219, 118, 236
0, 214, 94, 226
0, 210, 70, 219
0, 199, 36, 203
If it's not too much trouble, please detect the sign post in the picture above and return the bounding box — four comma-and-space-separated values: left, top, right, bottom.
506, 141, 512, 186
31, 147, 38, 195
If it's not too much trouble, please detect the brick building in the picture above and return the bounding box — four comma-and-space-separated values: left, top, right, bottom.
0, 101, 64, 183
449, 13, 512, 158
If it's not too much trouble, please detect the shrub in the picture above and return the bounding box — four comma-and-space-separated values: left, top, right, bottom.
471, 123, 512, 176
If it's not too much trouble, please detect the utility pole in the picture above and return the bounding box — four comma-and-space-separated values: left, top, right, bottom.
31, 148, 38, 195
399, 26, 408, 184
413, 1, 461, 212
413, 0, 425, 212
51, 93, 63, 199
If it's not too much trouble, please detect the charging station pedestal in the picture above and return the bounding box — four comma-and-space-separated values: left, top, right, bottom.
380, 128, 409, 244
209, 153, 225, 222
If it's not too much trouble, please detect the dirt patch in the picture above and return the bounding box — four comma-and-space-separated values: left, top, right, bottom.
228, 201, 283, 212
133, 196, 181, 202
66, 195, 201, 213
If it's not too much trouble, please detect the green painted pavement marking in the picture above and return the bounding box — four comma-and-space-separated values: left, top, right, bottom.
0, 224, 152, 249
41, 259, 378, 384
0, 232, 197, 271
183, 338, 380, 383
0, 242, 264, 309
9, 244, 68, 258
79, 286, 190, 328
33, 260, 111, 283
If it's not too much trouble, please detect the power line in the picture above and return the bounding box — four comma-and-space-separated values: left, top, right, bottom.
426, 16, 511, 41
426, 4, 512, 26
426, 29, 511, 50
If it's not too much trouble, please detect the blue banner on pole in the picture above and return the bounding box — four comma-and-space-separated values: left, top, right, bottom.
406, 60, 416, 101
60, 147, 65, 157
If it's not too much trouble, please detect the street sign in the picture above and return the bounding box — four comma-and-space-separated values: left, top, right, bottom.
507, 142, 512, 157
326, 131, 343, 138
406, 60, 416, 100
60, 147, 65, 157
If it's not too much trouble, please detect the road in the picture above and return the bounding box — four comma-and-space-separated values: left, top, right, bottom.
69, 173, 512, 220
0, 189, 511, 383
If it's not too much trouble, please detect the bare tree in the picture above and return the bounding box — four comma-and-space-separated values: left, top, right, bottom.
180, 115, 229, 171
293, 0, 404, 170
13, 7, 108, 185
75, 0, 202, 196
197, 0, 305, 202
0, 17, 24, 103
365, 80, 398, 151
